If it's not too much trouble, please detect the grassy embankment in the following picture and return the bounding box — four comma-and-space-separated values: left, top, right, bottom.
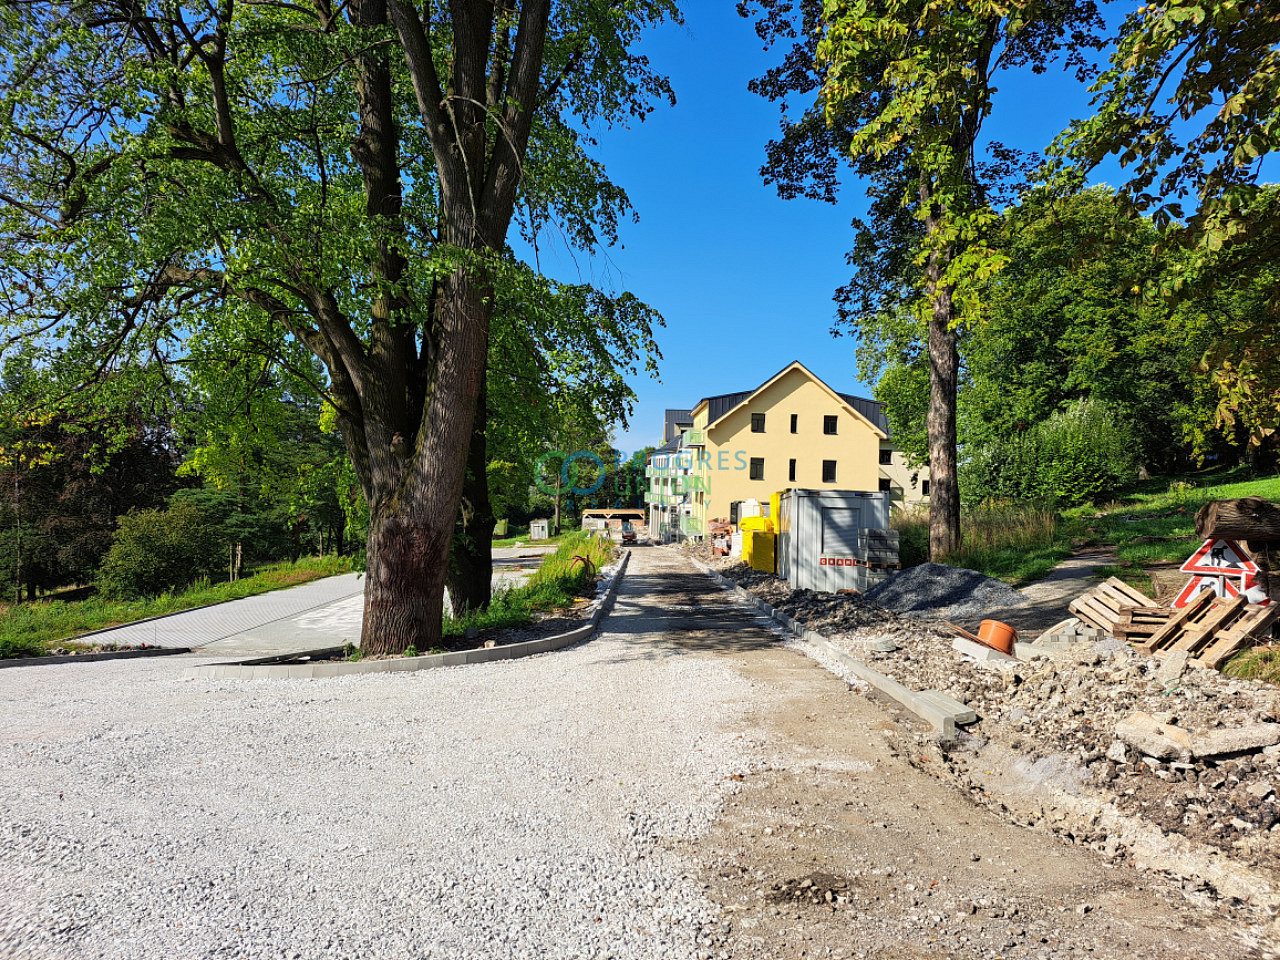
440, 531, 617, 642
892, 468, 1280, 589
0, 555, 356, 659
1066, 471, 1280, 587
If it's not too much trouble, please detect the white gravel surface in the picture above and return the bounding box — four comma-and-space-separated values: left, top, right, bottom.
0, 565, 760, 960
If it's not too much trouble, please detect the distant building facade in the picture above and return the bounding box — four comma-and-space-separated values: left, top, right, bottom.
645, 362, 928, 540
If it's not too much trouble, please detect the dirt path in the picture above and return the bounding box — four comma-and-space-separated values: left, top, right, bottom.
635, 547, 1263, 959
962, 549, 1120, 638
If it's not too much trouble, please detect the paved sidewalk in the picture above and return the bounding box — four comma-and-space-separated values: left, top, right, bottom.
87, 547, 551, 655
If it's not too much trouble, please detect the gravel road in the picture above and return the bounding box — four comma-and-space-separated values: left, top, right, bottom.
0, 548, 1260, 960
1, 551, 758, 960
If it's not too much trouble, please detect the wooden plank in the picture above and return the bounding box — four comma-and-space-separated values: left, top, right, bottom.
1071, 595, 1120, 632
1170, 595, 1247, 654
1197, 605, 1280, 669
1098, 583, 1143, 611
1068, 597, 1110, 632
1141, 589, 1216, 652
1103, 577, 1157, 607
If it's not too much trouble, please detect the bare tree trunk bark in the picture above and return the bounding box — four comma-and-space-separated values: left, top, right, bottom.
447, 351, 495, 614
927, 298, 961, 559
921, 176, 961, 560
359, 269, 490, 655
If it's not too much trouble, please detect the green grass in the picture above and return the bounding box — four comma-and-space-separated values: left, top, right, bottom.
1223, 644, 1280, 683
891, 466, 1280, 586
892, 501, 1069, 585
1057, 467, 1280, 591
0, 555, 356, 659
443, 531, 616, 638
490, 527, 576, 549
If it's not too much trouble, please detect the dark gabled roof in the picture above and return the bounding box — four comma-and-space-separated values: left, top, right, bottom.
663, 408, 693, 443
694, 362, 892, 439
837, 392, 891, 438
701, 390, 755, 426
656, 435, 681, 454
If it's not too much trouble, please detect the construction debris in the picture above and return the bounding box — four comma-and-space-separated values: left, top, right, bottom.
1068, 572, 1276, 673
710, 555, 1280, 868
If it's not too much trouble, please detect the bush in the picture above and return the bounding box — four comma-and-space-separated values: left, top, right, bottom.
962, 399, 1139, 506
96, 502, 224, 599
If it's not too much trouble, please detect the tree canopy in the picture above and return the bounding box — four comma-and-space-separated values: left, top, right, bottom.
0, 0, 677, 652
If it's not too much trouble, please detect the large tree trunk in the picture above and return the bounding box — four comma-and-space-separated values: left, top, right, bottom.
921, 178, 962, 561
447, 352, 496, 615
359, 269, 491, 655
1196, 497, 1280, 542
926, 295, 961, 559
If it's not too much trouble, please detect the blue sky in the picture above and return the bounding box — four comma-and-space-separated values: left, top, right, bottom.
524, 5, 1134, 455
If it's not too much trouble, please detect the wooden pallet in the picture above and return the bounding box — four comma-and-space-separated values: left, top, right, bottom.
1112, 605, 1176, 645
1132, 587, 1279, 668
1069, 577, 1158, 633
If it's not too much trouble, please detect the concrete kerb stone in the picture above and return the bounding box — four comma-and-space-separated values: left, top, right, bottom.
688, 555, 972, 738
180, 550, 631, 680
0, 645, 192, 670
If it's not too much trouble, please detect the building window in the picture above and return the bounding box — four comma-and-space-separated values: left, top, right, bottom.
922, 480, 930, 495
879, 448, 892, 465
790, 413, 798, 433
788, 459, 796, 482
823, 415, 838, 435
879, 478, 892, 492
822, 460, 837, 483
751, 412, 766, 433
749, 457, 765, 481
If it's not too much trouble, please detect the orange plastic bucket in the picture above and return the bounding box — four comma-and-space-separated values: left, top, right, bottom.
977, 619, 1018, 655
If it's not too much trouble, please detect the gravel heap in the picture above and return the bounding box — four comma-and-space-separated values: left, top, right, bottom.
864, 561, 1029, 620
714, 561, 1280, 870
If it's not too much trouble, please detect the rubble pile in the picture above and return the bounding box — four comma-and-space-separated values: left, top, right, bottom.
714, 562, 900, 634
713, 559, 1280, 870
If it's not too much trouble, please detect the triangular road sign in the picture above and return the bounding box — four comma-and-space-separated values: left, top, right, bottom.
1173, 576, 1225, 608
1172, 571, 1272, 608
1180, 538, 1259, 577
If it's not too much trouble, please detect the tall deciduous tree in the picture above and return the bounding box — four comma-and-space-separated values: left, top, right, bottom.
0, 0, 675, 653
1057, 0, 1280, 454
745, 0, 1100, 557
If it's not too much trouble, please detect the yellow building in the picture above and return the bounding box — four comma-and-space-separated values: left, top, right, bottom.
647, 362, 928, 539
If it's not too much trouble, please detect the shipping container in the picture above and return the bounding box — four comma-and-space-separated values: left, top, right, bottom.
776, 489, 891, 592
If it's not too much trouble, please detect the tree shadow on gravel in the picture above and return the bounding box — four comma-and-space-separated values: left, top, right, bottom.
597, 572, 782, 659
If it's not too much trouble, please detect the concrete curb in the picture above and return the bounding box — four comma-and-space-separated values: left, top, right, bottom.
181, 551, 630, 680
689, 555, 973, 738
0, 645, 191, 670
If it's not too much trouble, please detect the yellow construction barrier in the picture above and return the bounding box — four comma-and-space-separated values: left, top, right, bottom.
745, 530, 776, 573
740, 515, 774, 534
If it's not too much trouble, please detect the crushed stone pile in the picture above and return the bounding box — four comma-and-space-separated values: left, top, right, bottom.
711, 557, 1280, 871
864, 561, 1029, 620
